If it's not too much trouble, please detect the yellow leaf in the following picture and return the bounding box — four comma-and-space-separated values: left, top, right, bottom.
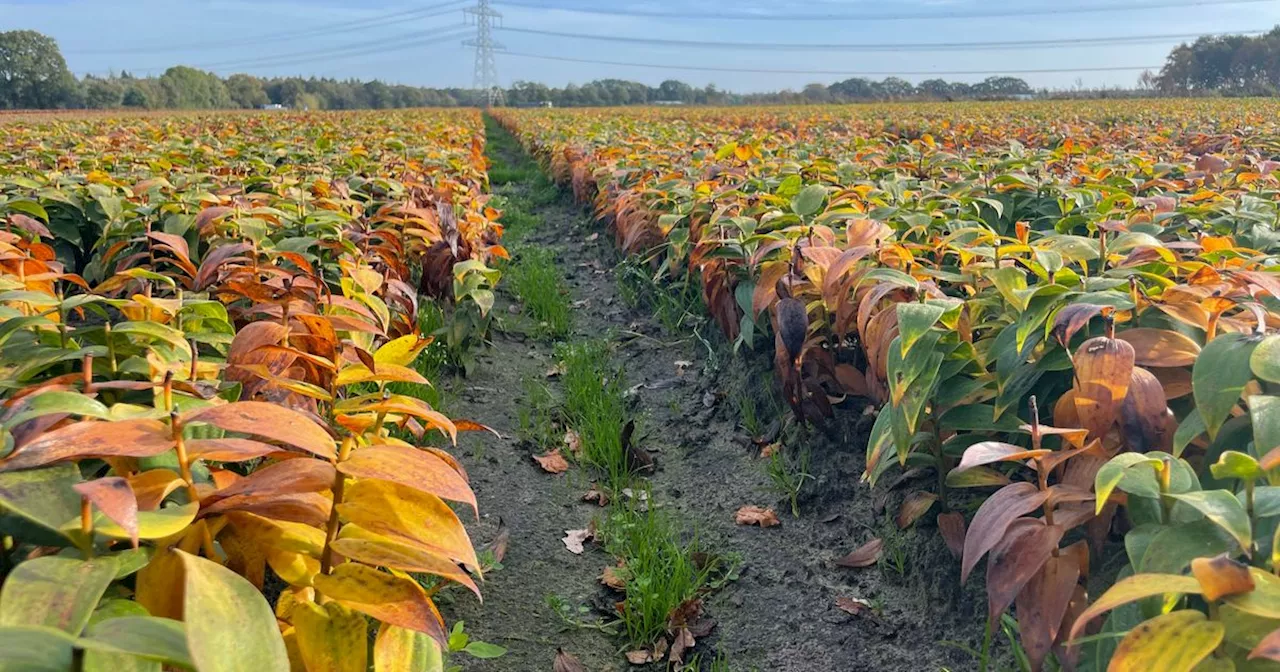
335, 363, 428, 388
1109, 610, 1222, 672
336, 480, 479, 572
311, 564, 447, 647
373, 623, 444, 672
293, 601, 367, 672
374, 335, 435, 368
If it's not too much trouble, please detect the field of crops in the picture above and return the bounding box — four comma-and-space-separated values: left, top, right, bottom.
0, 110, 507, 669
2, 99, 1279, 672
493, 100, 1280, 671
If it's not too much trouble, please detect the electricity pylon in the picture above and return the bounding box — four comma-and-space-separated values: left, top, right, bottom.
464, 0, 504, 107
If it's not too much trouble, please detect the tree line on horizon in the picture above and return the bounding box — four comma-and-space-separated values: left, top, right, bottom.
2, 27, 1280, 111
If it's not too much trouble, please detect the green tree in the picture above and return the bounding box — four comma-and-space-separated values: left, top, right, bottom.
158, 66, 231, 109
224, 73, 269, 108
0, 30, 78, 109
82, 76, 123, 108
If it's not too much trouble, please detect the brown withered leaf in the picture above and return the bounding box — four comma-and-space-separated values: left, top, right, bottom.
1015, 551, 1080, 671
896, 491, 938, 529
1072, 336, 1135, 439
961, 482, 1051, 583
835, 596, 872, 616
562, 429, 583, 458
669, 627, 696, 666
553, 648, 587, 672
74, 477, 140, 548
486, 517, 510, 565
600, 564, 626, 590
1051, 303, 1106, 347
1120, 367, 1174, 453
835, 538, 883, 568
582, 486, 608, 507
735, 505, 781, 528
937, 512, 966, 559
625, 637, 668, 664
533, 449, 570, 474
985, 519, 1065, 628
562, 528, 593, 555
621, 420, 654, 473
1191, 553, 1254, 601
758, 442, 781, 459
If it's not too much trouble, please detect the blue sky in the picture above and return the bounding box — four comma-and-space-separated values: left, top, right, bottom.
4, 0, 1279, 91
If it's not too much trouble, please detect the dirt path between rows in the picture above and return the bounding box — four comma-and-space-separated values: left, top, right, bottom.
441, 118, 995, 671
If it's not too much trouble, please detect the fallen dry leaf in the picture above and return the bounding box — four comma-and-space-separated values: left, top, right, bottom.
674, 360, 693, 375
486, 517, 510, 565
835, 596, 872, 616
582, 486, 609, 507
937, 511, 966, 559
896, 490, 938, 529
562, 528, 593, 555
545, 362, 565, 378
533, 449, 570, 474
735, 505, 781, 528
758, 441, 781, 458
669, 627, 696, 666
563, 429, 583, 458
835, 538, 883, 568
554, 648, 587, 672
625, 638, 668, 664
600, 564, 627, 590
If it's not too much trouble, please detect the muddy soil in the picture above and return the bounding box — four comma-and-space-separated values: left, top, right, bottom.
441, 119, 999, 672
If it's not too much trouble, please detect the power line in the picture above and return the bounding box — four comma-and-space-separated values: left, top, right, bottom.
492, 0, 1277, 21
498, 27, 1265, 52
500, 51, 1162, 77
66, 1, 468, 55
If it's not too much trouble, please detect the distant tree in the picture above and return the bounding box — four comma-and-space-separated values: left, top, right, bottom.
82, 76, 123, 108
225, 74, 269, 108
158, 66, 230, 109
879, 77, 916, 100
0, 30, 78, 109
801, 82, 831, 103
657, 79, 694, 102
917, 79, 952, 99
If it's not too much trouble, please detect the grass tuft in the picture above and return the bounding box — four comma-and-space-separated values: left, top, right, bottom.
558, 340, 630, 492
507, 246, 572, 340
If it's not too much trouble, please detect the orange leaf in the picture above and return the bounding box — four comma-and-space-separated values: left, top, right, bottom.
0, 418, 173, 472
734, 505, 780, 528
74, 477, 140, 548
339, 445, 476, 516
1191, 553, 1254, 602
184, 402, 336, 460
311, 563, 447, 648
533, 449, 570, 474
337, 479, 479, 572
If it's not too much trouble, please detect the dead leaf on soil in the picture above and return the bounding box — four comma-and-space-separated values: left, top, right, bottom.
545, 362, 565, 378
758, 441, 781, 458
486, 517, 510, 565
562, 527, 594, 555
835, 538, 883, 568
563, 429, 583, 458
601, 564, 627, 590
937, 511, 966, 559
835, 596, 873, 616
674, 360, 693, 376
896, 491, 938, 529
735, 505, 781, 528
582, 486, 609, 507
625, 638, 668, 664
554, 648, 587, 672
669, 627, 696, 666
533, 449, 570, 474
621, 420, 654, 473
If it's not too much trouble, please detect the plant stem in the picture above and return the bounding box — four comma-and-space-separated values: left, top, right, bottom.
319, 436, 356, 584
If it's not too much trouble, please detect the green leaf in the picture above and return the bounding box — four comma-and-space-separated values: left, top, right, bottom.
7, 200, 50, 222
0, 463, 82, 535
1210, 451, 1263, 483
1168, 491, 1252, 551
1096, 453, 1164, 514
1173, 409, 1206, 458
0, 625, 75, 671
177, 550, 289, 672
1252, 395, 1280, 459
1252, 335, 1280, 383
990, 267, 1030, 312
1193, 333, 1260, 441
790, 184, 827, 217
896, 303, 947, 358
463, 641, 507, 659
2, 392, 111, 428
0, 555, 118, 635
79, 617, 192, 668
1139, 519, 1236, 574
